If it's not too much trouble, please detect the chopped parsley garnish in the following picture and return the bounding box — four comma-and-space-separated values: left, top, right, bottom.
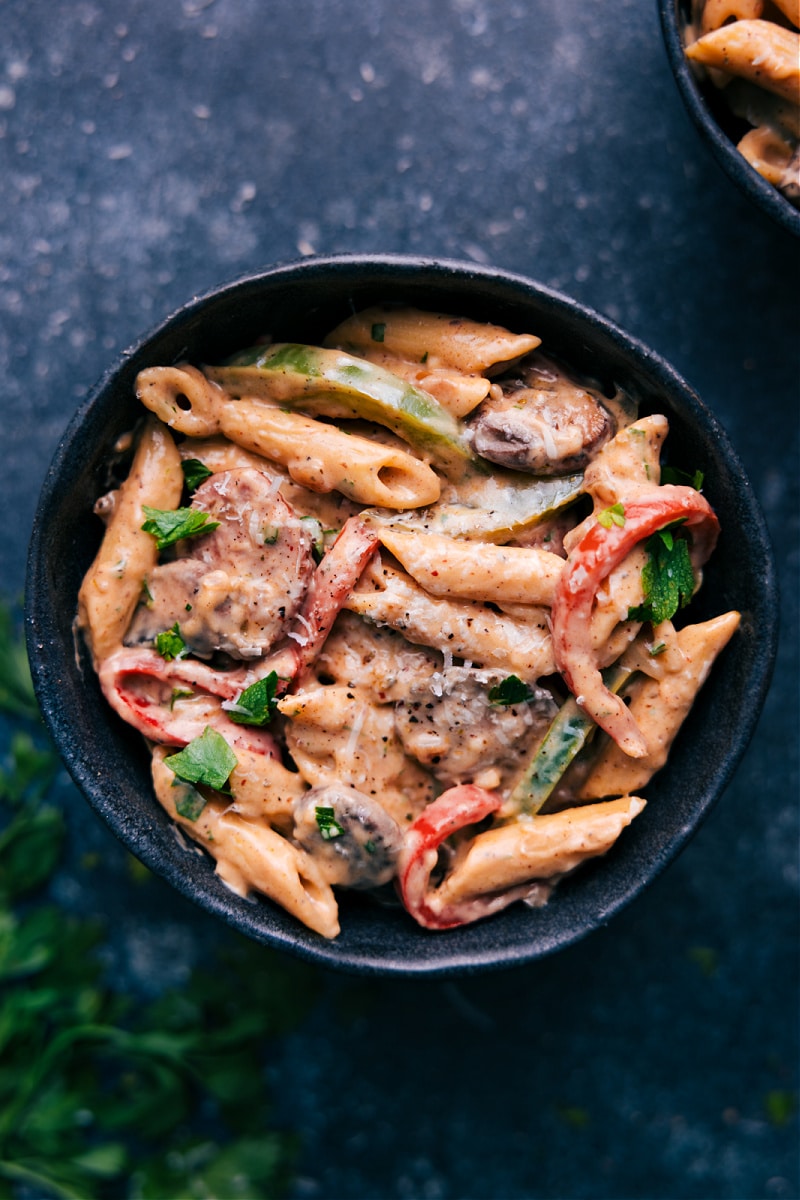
661, 465, 705, 490
263, 524, 281, 545
173, 782, 208, 821
488, 674, 534, 706
371, 322, 386, 343
628, 526, 696, 625
170, 686, 194, 709
141, 505, 219, 551
300, 515, 338, 562
141, 577, 154, 607
154, 622, 188, 661
315, 806, 345, 840
597, 502, 626, 529
164, 726, 237, 792
181, 457, 213, 492
225, 673, 280, 726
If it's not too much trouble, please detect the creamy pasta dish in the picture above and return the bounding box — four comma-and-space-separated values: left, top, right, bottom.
77, 306, 739, 938
684, 0, 800, 205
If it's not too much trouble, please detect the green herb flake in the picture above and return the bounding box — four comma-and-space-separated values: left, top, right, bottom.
597, 502, 626, 529
170, 687, 194, 710
263, 524, 281, 545
225, 673, 280, 727
173, 781, 209, 821
164, 727, 237, 792
628, 528, 696, 625
141, 505, 219, 551
154, 623, 188, 661
648, 642, 667, 657
371, 322, 386, 343
488, 675, 534, 706
181, 458, 213, 492
315, 806, 345, 840
662, 465, 705, 491
141, 577, 154, 607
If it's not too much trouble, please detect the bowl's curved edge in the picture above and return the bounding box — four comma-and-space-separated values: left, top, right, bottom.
23, 254, 780, 977
657, 0, 800, 238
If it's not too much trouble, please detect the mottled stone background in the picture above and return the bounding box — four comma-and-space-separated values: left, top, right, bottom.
1, 1, 798, 1197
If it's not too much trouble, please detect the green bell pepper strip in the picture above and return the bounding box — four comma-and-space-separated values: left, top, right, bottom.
506, 663, 633, 816
206, 343, 478, 477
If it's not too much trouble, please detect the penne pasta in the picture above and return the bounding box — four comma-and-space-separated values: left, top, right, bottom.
324, 305, 541, 375
578, 611, 741, 799
346, 558, 555, 681
368, 524, 565, 606
686, 19, 800, 105
78, 305, 734, 939
136, 365, 441, 509
78, 417, 183, 663
151, 746, 340, 938
433, 797, 647, 906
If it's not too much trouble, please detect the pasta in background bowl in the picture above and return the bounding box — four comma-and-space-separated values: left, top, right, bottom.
659, 0, 800, 236
25, 256, 777, 975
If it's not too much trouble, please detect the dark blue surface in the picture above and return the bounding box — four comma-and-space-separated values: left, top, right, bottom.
2, 2, 798, 1197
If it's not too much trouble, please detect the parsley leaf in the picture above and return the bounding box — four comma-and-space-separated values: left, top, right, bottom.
661, 465, 704, 490
141, 505, 219, 551
597, 502, 626, 529
173, 781, 208, 821
488, 675, 534, 706
628, 528, 696, 625
315, 806, 345, 840
154, 623, 188, 661
164, 727, 237, 792
225, 673, 280, 726
181, 457, 213, 492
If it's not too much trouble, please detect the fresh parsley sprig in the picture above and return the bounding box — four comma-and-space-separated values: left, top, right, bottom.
0, 600, 315, 1200
181, 458, 213, 492
154, 623, 188, 661
164, 726, 238, 793
224, 673, 280, 727
488, 675, 535, 706
628, 526, 696, 625
141, 505, 219, 551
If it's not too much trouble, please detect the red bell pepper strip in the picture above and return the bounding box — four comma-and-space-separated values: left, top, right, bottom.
398, 785, 537, 930
98, 647, 279, 755
285, 515, 379, 683
551, 485, 720, 758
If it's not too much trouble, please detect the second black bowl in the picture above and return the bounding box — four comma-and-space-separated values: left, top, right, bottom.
659, 0, 800, 238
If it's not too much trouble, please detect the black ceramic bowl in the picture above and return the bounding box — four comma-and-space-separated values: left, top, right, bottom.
25, 255, 777, 976
658, 0, 800, 238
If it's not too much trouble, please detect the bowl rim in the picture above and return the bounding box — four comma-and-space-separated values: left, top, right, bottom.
25, 253, 780, 976
657, 0, 800, 239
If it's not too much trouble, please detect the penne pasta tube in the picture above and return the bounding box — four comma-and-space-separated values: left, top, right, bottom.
699, 0, 764, 34
369, 524, 565, 605
345, 559, 555, 680
136, 365, 441, 509
151, 747, 340, 938
324, 305, 541, 375
685, 20, 800, 104
78, 417, 183, 663
737, 124, 796, 185
578, 610, 741, 799
434, 796, 646, 905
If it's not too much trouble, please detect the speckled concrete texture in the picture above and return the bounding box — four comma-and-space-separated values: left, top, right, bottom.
2, 1, 798, 1197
